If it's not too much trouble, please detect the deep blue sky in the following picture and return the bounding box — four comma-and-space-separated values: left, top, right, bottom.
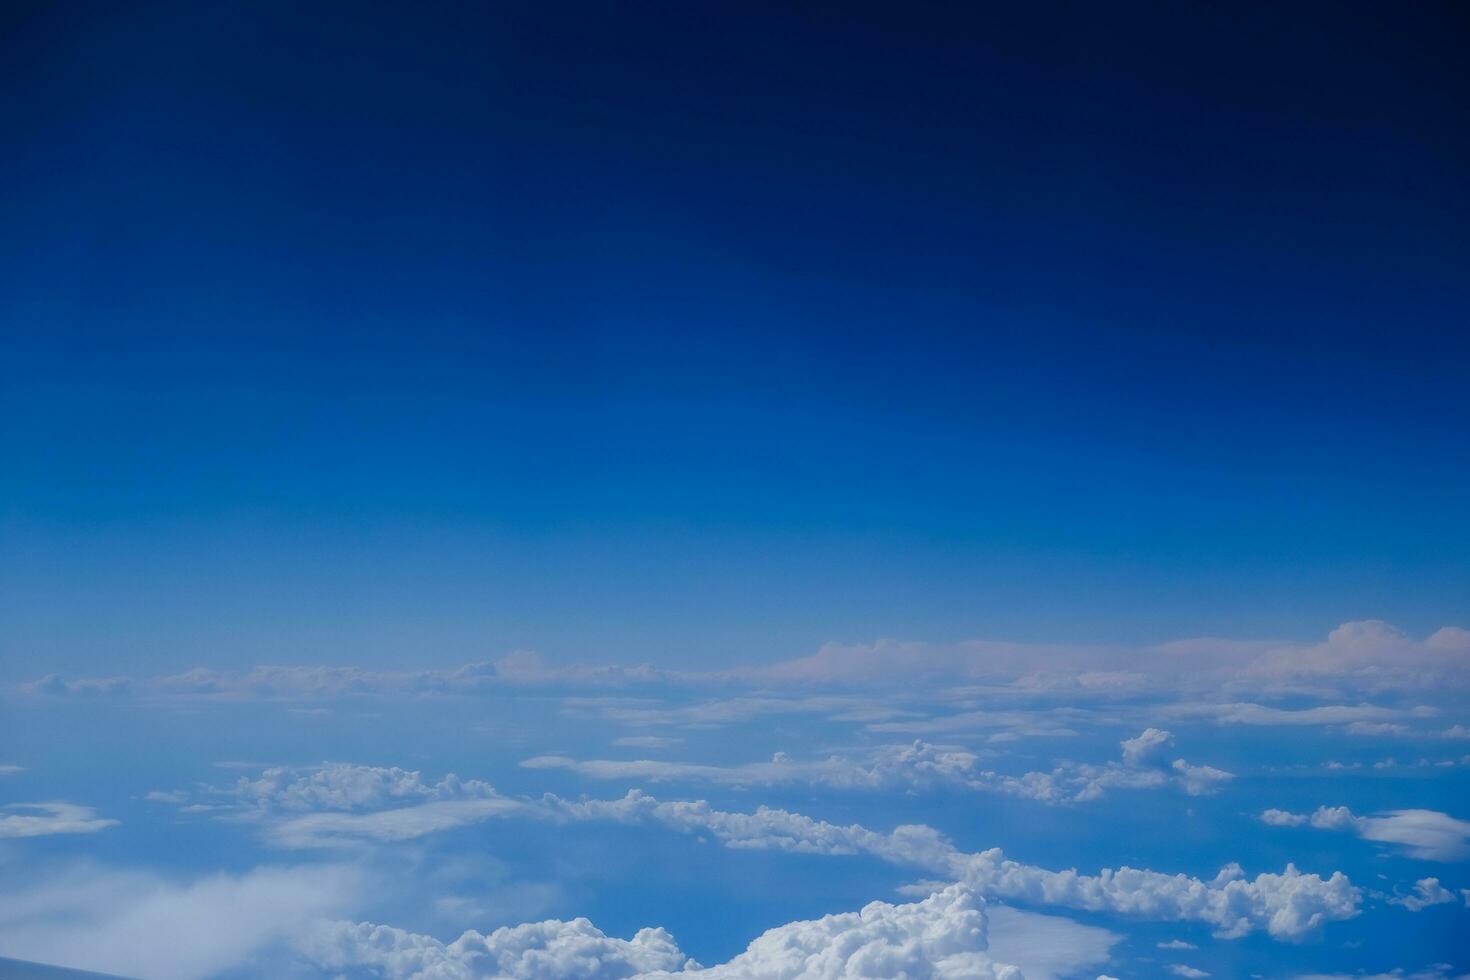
1, 1, 1467, 677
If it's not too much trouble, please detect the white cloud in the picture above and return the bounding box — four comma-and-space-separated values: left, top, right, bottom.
145, 789, 189, 804
0, 764, 24, 775
1170, 759, 1235, 796
0, 802, 117, 839
0, 862, 363, 980
302, 885, 1025, 980
1388, 878, 1457, 911
158, 763, 525, 849
549, 791, 1359, 941
1260, 808, 1308, 827
528, 732, 1231, 805
984, 906, 1119, 980
270, 797, 527, 849
1121, 728, 1173, 765
656, 885, 1021, 980
1295, 967, 1468, 980
302, 914, 692, 979
1168, 967, 1210, 978
523, 741, 985, 792
758, 621, 1470, 698
1261, 806, 1470, 861
1157, 939, 1198, 950
21, 620, 1468, 703
231, 762, 498, 813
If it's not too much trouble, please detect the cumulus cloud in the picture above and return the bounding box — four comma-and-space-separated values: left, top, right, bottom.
655, 885, 1020, 980
549, 791, 1358, 941
300, 885, 1024, 980
302, 914, 693, 979
1121, 728, 1174, 765
0, 802, 117, 838
1261, 806, 1470, 861
971, 730, 1232, 803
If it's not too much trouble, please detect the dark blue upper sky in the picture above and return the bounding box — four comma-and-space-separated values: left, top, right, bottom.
1, 1, 1466, 675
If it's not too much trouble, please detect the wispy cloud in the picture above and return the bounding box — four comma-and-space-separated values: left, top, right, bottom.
1260, 805, 1470, 861
0, 862, 364, 980
524, 729, 1232, 804
19, 620, 1468, 703
0, 802, 117, 839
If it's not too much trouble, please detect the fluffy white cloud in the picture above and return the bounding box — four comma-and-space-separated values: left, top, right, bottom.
971, 730, 1232, 803
1388, 878, 1457, 911
1261, 806, 1470, 861
1120, 728, 1173, 765
951, 851, 1356, 941
549, 791, 1358, 941
0, 802, 117, 838
651, 885, 1020, 980
303, 915, 692, 979
301, 885, 1025, 980
1168, 967, 1209, 978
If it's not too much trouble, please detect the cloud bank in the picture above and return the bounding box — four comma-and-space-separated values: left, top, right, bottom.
300, 885, 1024, 980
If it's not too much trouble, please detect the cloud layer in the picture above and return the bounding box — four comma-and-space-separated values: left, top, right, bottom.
300, 885, 1024, 980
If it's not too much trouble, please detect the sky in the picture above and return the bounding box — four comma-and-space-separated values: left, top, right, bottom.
0, 2, 1467, 979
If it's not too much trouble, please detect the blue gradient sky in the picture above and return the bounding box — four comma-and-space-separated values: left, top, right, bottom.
2, 5, 1470, 980
3, 2, 1468, 679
